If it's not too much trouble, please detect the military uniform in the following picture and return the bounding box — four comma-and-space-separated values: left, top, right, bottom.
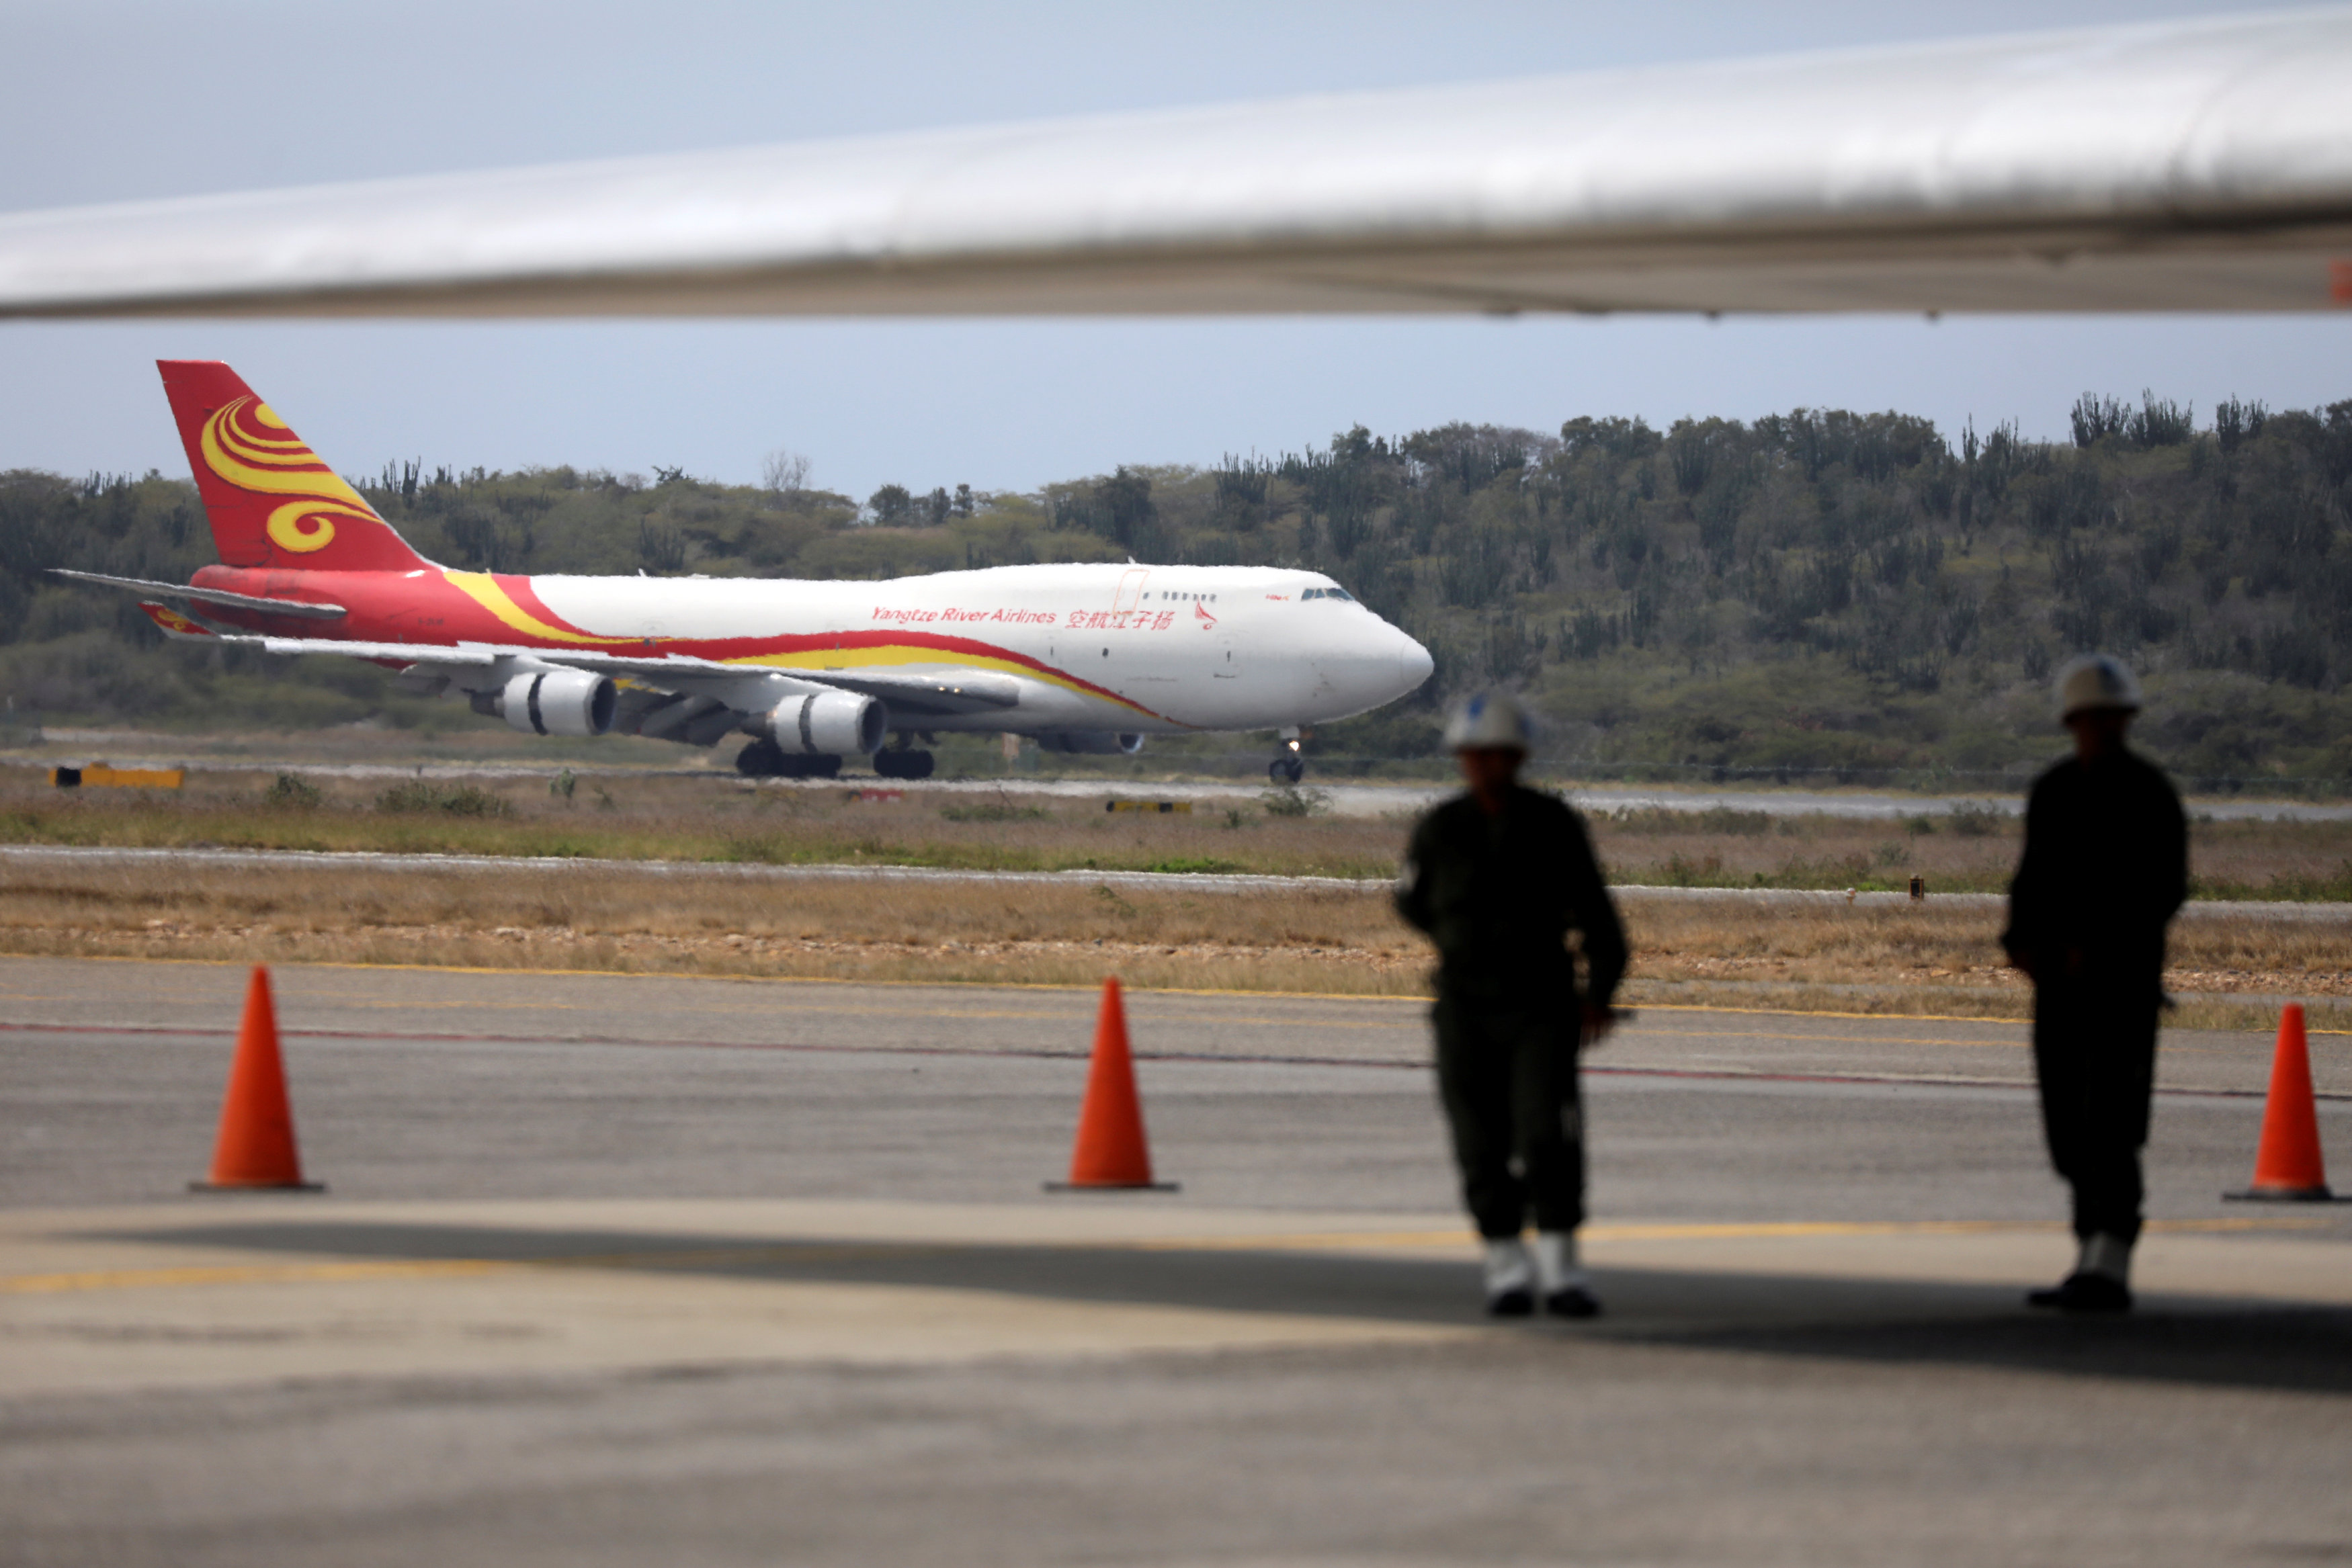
2003, 747, 2187, 1248
1396, 783, 1627, 1240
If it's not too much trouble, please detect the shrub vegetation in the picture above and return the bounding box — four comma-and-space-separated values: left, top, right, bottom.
6, 389, 2350, 787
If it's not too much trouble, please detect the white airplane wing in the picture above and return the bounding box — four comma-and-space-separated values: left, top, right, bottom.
3, 10, 2350, 320
135, 603, 1021, 722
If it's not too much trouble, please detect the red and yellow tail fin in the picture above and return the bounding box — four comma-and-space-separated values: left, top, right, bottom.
158, 361, 432, 572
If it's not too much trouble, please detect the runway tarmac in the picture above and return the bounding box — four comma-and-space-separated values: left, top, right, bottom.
5, 955, 2349, 1565
13, 746, 2352, 821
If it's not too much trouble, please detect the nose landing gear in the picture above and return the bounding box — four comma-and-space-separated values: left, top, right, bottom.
1267, 726, 1306, 784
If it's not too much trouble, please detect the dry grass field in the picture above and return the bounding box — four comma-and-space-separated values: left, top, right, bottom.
1, 853, 2343, 1033
0, 765, 2343, 1027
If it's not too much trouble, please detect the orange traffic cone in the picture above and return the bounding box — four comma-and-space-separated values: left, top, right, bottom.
2226, 1004, 2334, 1202
1048, 977, 1177, 1191
192, 967, 323, 1192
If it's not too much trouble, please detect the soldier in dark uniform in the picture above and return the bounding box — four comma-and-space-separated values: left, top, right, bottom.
1396, 692, 1628, 1318
2003, 654, 2187, 1313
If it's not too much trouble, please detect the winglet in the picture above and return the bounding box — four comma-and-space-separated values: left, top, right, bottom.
140, 601, 217, 640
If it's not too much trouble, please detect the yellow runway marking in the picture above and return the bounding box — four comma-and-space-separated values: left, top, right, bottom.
290, 1001, 1415, 1035
1, 1258, 516, 1295
1634, 1029, 2023, 1051
5, 1218, 2326, 1297
1131, 1216, 2330, 1252
1629, 1002, 2029, 1026
15, 956, 2332, 1033
0, 1242, 928, 1297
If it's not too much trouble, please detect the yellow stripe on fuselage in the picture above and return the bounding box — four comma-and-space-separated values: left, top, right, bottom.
440, 572, 635, 646
429, 580, 1173, 722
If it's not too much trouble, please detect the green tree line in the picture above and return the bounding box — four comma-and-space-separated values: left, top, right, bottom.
3, 392, 2348, 787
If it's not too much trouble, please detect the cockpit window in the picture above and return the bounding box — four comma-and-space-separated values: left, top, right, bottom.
1300, 587, 1355, 603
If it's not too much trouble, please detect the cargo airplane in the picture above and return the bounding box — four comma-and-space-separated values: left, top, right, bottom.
54, 361, 1434, 781
26, 16, 2347, 775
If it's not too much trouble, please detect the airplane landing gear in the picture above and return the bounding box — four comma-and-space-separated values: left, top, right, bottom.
874, 748, 935, 780
1269, 726, 1306, 784
736, 739, 842, 779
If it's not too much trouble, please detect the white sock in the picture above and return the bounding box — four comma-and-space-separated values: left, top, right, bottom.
2078, 1233, 2133, 1284
1483, 1237, 1533, 1296
1534, 1231, 1589, 1294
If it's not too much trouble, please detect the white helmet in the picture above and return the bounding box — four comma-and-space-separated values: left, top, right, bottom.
2055, 653, 2142, 720
1442, 691, 1534, 751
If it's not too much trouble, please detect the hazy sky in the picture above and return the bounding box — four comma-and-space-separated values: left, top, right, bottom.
2, 0, 2344, 498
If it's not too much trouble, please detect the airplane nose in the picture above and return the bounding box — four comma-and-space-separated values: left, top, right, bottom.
1398, 634, 1434, 692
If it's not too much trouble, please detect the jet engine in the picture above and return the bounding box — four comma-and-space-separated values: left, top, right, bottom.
480, 669, 618, 737
1036, 732, 1146, 755
760, 691, 886, 755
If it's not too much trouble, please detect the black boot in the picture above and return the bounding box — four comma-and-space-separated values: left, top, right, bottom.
1544, 1285, 1602, 1319
1486, 1285, 1535, 1317
2025, 1272, 2132, 1313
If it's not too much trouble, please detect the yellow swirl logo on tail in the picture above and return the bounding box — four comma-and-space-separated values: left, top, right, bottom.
262, 498, 376, 554
200, 396, 381, 556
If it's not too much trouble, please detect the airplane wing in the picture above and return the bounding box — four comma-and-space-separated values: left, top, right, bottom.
134, 607, 1022, 734
783, 671, 1020, 715
2, 11, 2349, 320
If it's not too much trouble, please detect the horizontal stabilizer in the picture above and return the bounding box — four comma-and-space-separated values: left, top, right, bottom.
137, 601, 218, 640
54, 568, 346, 619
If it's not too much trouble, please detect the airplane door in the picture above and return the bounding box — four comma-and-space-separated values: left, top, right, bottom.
1115, 568, 1149, 614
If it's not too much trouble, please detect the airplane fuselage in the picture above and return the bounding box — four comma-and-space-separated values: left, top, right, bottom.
188, 558, 1435, 736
